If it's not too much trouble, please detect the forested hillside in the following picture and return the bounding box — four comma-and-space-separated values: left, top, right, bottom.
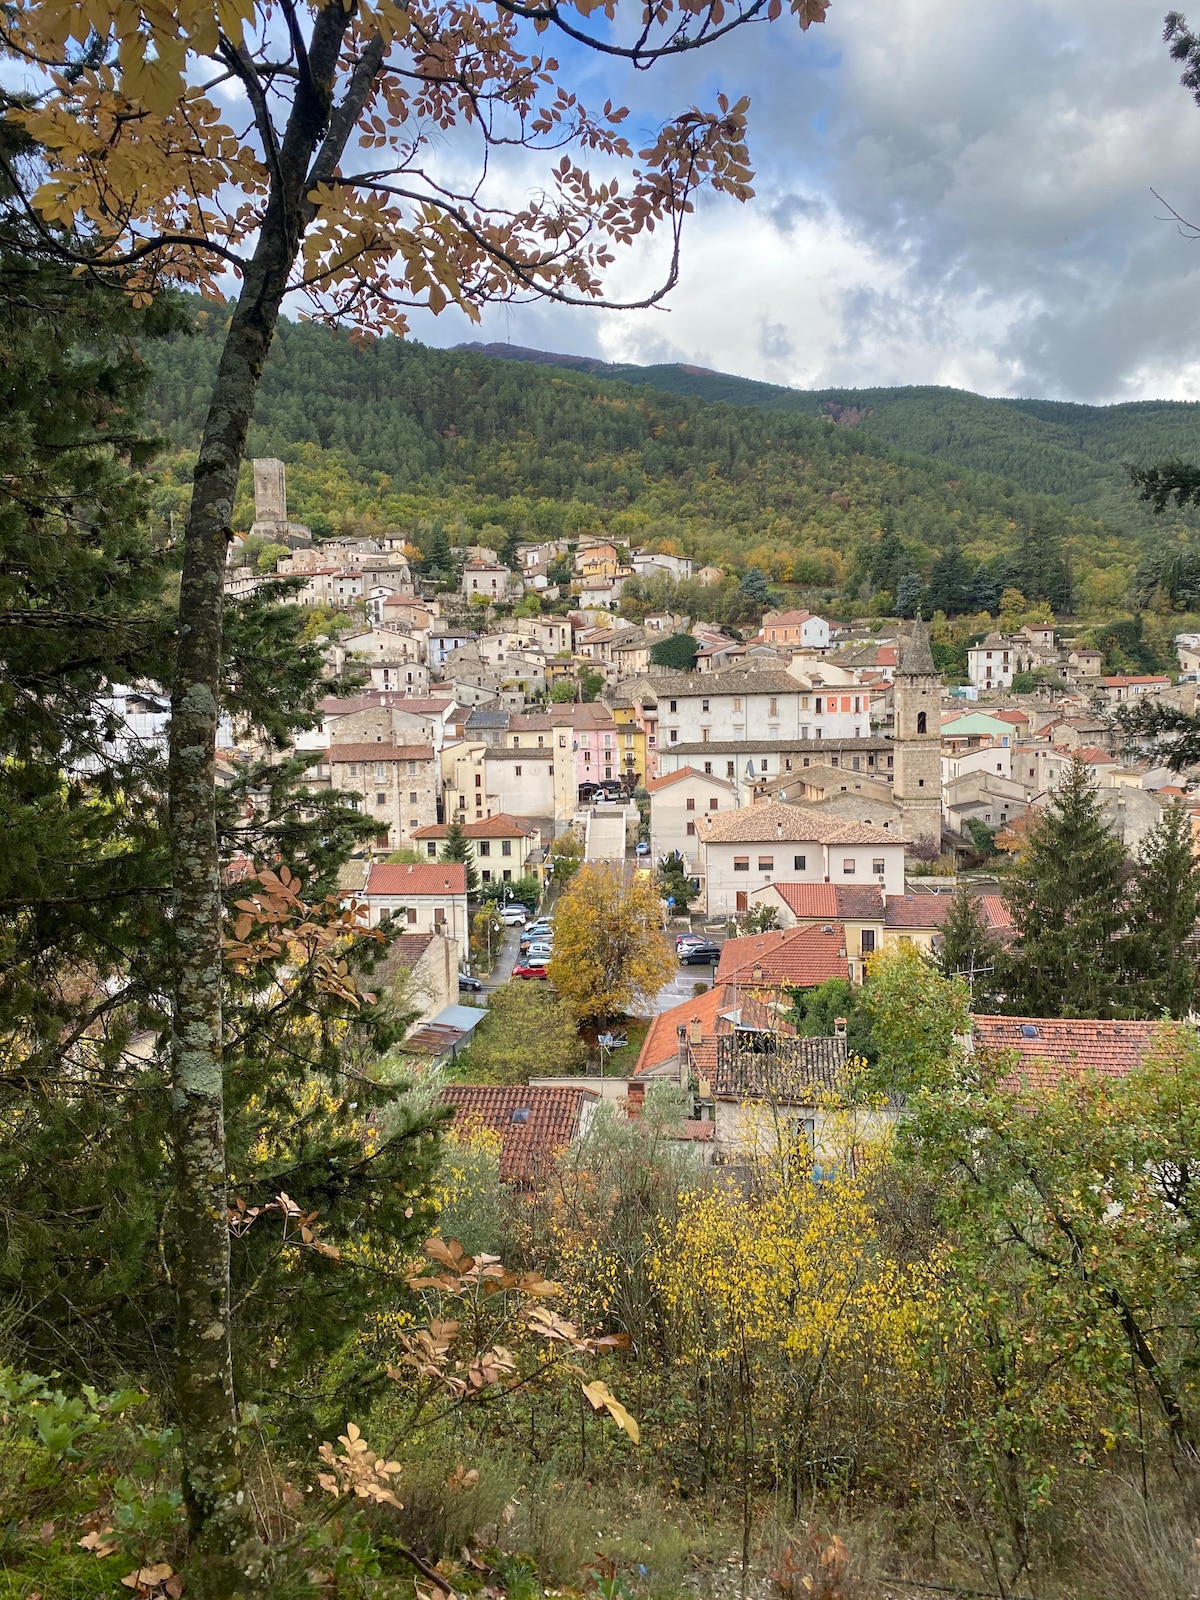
147, 303, 1184, 614
460, 341, 1200, 536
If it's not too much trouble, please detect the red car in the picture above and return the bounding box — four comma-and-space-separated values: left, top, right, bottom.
512, 960, 549, 980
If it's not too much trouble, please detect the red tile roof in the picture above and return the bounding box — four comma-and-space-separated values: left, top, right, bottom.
410, 813, 535, 839
767, 883, 885, 921
884, 893, 954, 931
972, 1015, 1159, 1091
715, 924, 850, 988
978, 894, 1013, 933
993, 709, 1031, 725
634, 984, 793, 1076
329, 742, 435, 763
1100, 675, 1171, 687
363, 862, 467, 897
439, 1084, 598, 1181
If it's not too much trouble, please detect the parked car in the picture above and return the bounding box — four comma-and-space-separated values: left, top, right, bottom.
458, 973, 484, 992
676, 933, 706, 951
526, 943, 553, 962
519, 922, 553, 952
678, 941, 721, 966
635, 841, 650, 856
499, 905, 529, 926
512, 960, 549, 979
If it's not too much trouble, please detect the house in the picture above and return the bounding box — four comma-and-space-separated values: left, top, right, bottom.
1096, 674, 1173, 706
970, 1015, 1161, 1091
652, 665, 872, 748
695, 565, 725, 586
646, 767, 737, 876
439, 1084, 600, 1182
759, 610, 831, 651
359, 861, 469, 961
695, 801, 906, 914
327, 742, 438, 848
411, 814, 542, 884
749, 882, 885, 965
461, 562, 513, 601
631, 549, 694, 582
715, 923, 854, 987
656, 736, 895, 792
376, 931, 460, 1030
633, 983, 795, 1078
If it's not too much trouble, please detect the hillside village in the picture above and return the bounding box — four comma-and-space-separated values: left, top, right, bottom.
170, 458, 1200, 1174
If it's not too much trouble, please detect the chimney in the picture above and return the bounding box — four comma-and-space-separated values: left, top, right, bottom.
752, 966, 763, 983
627, 1081, 645, 1119
689, 1016, 704, 1044
834, 1017, 847, 1039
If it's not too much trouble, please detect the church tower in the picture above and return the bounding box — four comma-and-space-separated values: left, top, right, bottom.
892, 618, 943, 845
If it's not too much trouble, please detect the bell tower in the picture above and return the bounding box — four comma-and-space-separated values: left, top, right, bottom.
892, 618, 942, 846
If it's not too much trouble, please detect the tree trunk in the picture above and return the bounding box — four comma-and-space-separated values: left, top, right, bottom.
166, 16, 385, 1589
168, 259, 289, 1594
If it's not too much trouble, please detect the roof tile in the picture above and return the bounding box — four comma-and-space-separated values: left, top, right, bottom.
439, 1084, 598, 1181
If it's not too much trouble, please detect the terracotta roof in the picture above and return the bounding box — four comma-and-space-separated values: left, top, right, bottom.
715, 924, 850, 988
698, 801, 897, 847
993, 709, 1031, 725
363, 862, 467, 897
440, 1084, 598, 1181
971, 1015, 1159, 1091
664, 737, 891, 756
978, 894, 1013, 933
884, 893, 954, 931
1100, 675, 1170, 687
329, 742, 435, 763
410, 813, 535, 839
764, 609, 817, 627
634, 984, 792, 1077
768, 883, 885, 921
646, 766, 734, 794
1076, 747, 1116, 764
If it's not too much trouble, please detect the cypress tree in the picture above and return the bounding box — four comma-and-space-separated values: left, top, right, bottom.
441, 815, 480, 896
1127, 800, 1200, 1018
1002, 756, 1132, 1017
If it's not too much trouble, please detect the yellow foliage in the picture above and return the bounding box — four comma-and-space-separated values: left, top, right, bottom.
548, 862, 674, 1024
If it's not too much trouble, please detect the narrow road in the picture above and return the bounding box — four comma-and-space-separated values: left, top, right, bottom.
583, 806, 626, 862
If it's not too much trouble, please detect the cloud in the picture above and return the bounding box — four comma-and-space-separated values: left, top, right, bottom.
405, 0, 1200, 401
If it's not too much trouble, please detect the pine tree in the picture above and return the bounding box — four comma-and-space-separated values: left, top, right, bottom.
441, 816, 480, 896
1127, 801, 1200, 1018
939, 887, 1001, 1009
1002, 756, 1133, 1017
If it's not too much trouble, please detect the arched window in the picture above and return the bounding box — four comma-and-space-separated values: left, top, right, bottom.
916, 711, 927, 734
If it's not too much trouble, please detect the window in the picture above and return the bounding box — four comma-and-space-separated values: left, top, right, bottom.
854, 696, 861, 713
861, 929, 876, 954
701, 728, 710, 743
407, 760, 418, 776
406, 908, 417, 925
758, 857, 774, 871
686, 821, 696, 836
409, 791, 418, 804
669, 699, 677, 713
375, 792, 386, 806
704, 760, 713, 774
348, 763, 358, 777
434, 907, 446, 926
733, 697, 742, 712
686, 797, 696, 811
475, 774, 482, 788
501, 839, 512, 856
701, 699, 710, 712
769, 698, 778, 717
873, 859, 885, 875
843, 858, 856, 875
815, 697, 823, 714
669, 729, 678, 743
796, 849, 809, 870
538, 735, 545, 748
478, 841, 491, 856
709, 798, 718, 810
733, 856, 750, 872
917, 711, 927, 734
514, 765, 522, 776
726, 761, 735, 778
481, 869, 491, 883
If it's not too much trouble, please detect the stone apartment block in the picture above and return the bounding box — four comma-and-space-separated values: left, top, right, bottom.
327, 741, 438, 848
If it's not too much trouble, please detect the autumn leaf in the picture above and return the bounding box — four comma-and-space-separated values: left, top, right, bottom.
581, 1379, 640, 1443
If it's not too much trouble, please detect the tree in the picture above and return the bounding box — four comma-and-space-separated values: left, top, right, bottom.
738, 567, 770, 606
480, 873, 541, 911
1, 0, 833, 1571
894, 572, 923, 618
467, 982, 585, 1083
927, 543, 971, 616
1127, 800, 1200, 1018
938, 886, 1001, 1008
1002, 756, 1132, 1018
579, 670, 605, 702
549, 829, 584, 889
649, 633, 699, 671
550, 677, 579, 703
549, 863, 674, 1026
441, 817, 480, 898
658, 852, 699, 911
790, 976, 874, 1063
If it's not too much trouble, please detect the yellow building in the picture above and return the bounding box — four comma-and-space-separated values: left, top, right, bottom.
612, 701, 647, 789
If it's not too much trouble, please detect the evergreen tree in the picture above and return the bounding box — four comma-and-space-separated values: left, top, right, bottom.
441, 816, 480, 896
649, 633, 699, 671
894, 572, 923, 617
738, 566, 770, 605
938, 887, 1001, 1009
1127, 801, 1200, 1018
969, 564, 1000, 614
1002, 756, 1132, 1017
927, 542, 972, 616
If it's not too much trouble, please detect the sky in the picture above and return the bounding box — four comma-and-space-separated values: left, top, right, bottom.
397, 0, 1200, 404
